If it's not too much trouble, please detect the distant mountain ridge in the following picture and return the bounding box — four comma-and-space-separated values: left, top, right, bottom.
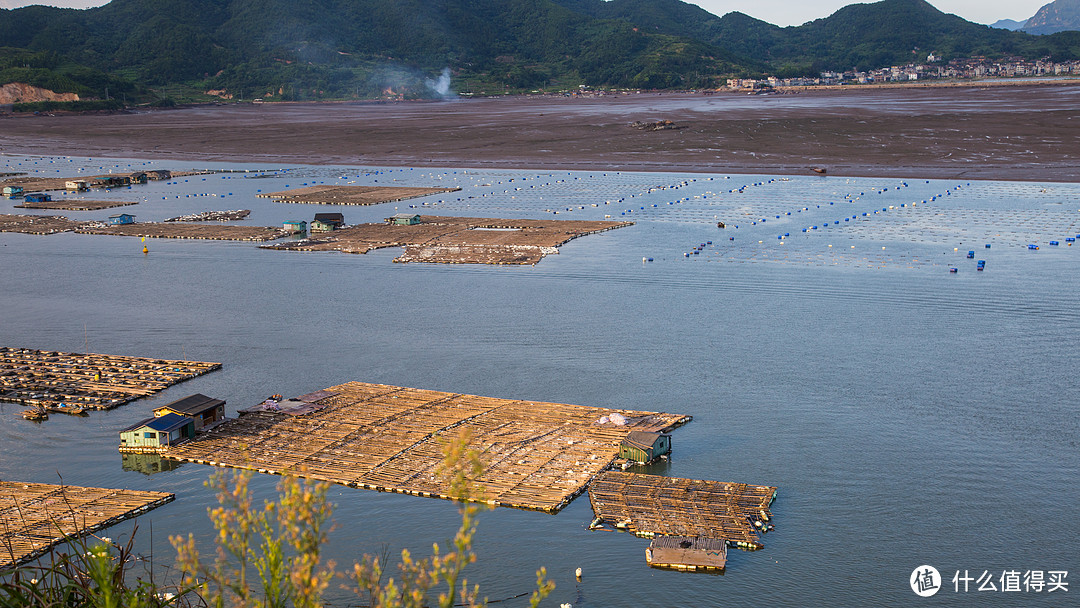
991, 18, 1027, 31
562, 0, 1080, 74
1024, 0, 1080, 35
1, 0, 1079, 102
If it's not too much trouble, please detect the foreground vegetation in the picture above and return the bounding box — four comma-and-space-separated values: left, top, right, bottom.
0, 430, 553, 607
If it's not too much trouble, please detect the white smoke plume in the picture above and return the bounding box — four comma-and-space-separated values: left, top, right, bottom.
425, 68, 454, 99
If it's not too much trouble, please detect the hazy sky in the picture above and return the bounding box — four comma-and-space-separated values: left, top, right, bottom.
0, 0, 1053, 27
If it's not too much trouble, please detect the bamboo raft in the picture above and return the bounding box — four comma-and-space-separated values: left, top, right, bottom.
14, 200, 139, 211
588, 471, 777, 550
1, 347, 222, 413
0, 170, 210, 193
0, 481, 174, 570
76, 223, 291, 241
256, 185, 461, 206
261, 216, 633, 265
166, 381, 691, 512
0, 214, 90, 235
164, 210, 251, 222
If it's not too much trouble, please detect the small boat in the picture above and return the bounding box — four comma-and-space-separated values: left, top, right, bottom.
43, 403, 87, 416
22, 407, 48, 421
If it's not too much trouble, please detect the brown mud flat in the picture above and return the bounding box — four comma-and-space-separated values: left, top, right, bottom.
77, 222, 290, 241
261, 215, 633, 264
258, 185, 461, 205
15, 199, 138, 211
0, 481, 174, 569
0, 213, 89, 234
165, 380, 690, 513
1, 84, 1078, 181
0, 346, 221, 413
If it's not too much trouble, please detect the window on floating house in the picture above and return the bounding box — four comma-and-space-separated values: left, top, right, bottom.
144, 432, 157, 439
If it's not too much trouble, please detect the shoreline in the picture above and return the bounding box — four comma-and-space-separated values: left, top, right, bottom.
2, 82, 1078, 183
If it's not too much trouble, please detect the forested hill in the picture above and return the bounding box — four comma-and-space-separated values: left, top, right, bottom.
557, 0, 1080, 73
0, 0, 754, 101
1, 0, 1079, 103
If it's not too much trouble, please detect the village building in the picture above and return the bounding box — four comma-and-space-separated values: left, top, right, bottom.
386, 213, 421, 225
618, 431, 671, 464
152, 393, 226, 430
311, 212, 345, 232
3, 186, 24, 197
91, 176, 131, 189
65, 180, 89, 191
283, 220, 307, 234
108, 213, 136, 225
23, 192, 51, 203
118, 413, 194, 453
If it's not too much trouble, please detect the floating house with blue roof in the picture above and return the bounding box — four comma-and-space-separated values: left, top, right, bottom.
118, 413, 194, 453
152, 393, 225, 430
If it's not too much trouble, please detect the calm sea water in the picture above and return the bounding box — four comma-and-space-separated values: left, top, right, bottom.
2, 155, 1078, 606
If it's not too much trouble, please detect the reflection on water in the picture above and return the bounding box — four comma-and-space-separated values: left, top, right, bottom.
121, 453, 184, 476
2, 154, 1078, 606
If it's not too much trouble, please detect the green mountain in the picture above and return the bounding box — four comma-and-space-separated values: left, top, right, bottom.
0, 46, 139, 100
0, 0, 752, 101
556, 0, 1080, 72
1, 0, 1079, 103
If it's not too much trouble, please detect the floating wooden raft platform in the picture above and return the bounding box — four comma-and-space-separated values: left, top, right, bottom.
166, 381, 690, 513
1, 170, 212, 193
0, 481, 173, 570
256, 185, 461, 205
0, 347, 221, 413
14, 200, 138, 211
164, 210, 251, 222
0, 214, 90, 235
261, 216, 633, 265
646, 536, 728, 572
76, 223, 290, 242
588, 471, 777, 549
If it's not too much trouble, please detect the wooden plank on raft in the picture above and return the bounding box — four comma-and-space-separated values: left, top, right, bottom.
165, 381, 691, 512
1, 347, 221, 415
0, 481, 174, 569
587, 471, 777, 549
